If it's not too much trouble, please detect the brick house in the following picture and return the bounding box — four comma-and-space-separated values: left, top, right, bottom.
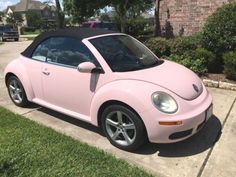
4, 0, 57, 27
159, 0, 236, 36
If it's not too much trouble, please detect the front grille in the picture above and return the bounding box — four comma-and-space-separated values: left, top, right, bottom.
169, 129, 193, 140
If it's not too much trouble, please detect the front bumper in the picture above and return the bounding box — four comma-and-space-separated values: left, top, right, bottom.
2, 35, 19, 40
140, 87, 213, 143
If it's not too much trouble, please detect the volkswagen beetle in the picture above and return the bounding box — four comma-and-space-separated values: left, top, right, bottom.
4, 28, 213, 151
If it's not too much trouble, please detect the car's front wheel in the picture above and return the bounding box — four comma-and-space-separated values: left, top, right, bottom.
7, 76, 29, 107
101, 105, 147, 151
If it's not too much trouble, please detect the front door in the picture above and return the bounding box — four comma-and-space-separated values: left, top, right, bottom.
41, 37, 101, 120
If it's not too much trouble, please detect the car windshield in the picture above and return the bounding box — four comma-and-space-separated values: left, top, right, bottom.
2, 26, 14, 31
89, 35, 160, 72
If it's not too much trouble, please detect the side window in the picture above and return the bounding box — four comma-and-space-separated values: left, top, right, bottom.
32, 39, 51, 62
47, 37, 98, 67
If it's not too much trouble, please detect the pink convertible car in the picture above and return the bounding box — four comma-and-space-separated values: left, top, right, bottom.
4, 28, 213, 151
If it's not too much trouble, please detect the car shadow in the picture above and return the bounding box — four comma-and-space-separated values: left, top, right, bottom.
34, 107, 222, 157
37, 107, 103, 136
136, 115, 222, 157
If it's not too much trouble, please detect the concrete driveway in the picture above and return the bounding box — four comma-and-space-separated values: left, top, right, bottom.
0, 41, 236, 177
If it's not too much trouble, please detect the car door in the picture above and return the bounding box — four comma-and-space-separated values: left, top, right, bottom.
24, 38, 51, 100
41, 37, 100, 121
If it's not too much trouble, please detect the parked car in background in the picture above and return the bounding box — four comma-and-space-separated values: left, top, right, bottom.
82, 21, 118, 31
4, 28, 213, 151
0, 25, 19, 42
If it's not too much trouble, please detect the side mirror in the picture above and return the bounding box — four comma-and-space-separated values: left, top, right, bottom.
77, 62, 103, 73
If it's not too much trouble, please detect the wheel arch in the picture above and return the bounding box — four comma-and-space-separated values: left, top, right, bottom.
97, 99, 148, 140
4, 59, 35, 101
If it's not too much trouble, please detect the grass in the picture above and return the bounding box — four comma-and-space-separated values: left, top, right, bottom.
25, 37, 36, 41
0, 107, 153, 177
23, 30, 40, 35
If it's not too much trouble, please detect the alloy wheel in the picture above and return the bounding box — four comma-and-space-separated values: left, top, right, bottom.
105, 110, 136, 146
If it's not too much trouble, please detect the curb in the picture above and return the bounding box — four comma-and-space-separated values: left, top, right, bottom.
203, 79, 236, 91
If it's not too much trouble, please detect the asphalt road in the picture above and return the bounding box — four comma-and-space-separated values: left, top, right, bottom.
0, 41, 236, 177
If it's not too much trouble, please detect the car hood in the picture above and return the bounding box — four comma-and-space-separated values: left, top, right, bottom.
117, 60, 203, 100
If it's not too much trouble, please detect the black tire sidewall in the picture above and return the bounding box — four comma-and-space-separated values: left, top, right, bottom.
101, 105, 147, 151
7, 76, 29, 107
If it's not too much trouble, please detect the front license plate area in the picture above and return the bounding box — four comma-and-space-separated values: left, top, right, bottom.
206, 104, 213, 121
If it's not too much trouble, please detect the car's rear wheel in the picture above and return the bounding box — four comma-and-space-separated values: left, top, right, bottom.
7, 76, 29, 107
101, 105, 147, 151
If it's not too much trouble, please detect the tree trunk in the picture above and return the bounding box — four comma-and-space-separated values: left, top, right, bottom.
154, 0, 161, 36
55, 0, 64, 28
120, 14, 127, 33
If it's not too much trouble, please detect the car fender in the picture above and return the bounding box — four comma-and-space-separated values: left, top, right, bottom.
4, 58, 35, 101
90, 80, 163, 126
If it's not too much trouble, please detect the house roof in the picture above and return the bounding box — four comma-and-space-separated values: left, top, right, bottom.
6, 0, 56, 12
21, 28, 117, 58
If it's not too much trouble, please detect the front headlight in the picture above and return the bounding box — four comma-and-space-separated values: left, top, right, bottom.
152, 92, 178, 114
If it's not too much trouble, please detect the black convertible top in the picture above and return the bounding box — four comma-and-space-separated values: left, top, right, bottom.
21, 28, 116, 58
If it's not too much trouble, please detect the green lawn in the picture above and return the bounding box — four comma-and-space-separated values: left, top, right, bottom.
0, 107, 153, 177
23, 30, 40, 35
25, 37, 36, 41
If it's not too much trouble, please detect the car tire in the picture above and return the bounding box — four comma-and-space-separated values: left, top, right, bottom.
7, 76, 29, 107
14, 38, 19, 41
101, 104, 147, 151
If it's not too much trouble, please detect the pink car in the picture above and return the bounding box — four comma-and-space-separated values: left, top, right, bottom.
4, 28, 213, 151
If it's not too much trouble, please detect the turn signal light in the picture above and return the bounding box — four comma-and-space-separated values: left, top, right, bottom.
159, 121, 183, 126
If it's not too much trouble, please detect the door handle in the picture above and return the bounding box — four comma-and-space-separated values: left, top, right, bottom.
42, 71, 50, 75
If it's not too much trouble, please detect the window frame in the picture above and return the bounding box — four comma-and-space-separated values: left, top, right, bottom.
30, 36, 102, 69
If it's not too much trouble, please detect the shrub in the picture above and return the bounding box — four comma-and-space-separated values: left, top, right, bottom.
127, 16, 147, 36
202, 3, 236, 55
167, 53, 207, 75
145, 37, 170, 57
169, 36, 200, 55
192, 48, 217, 73
223, 51, 236, 80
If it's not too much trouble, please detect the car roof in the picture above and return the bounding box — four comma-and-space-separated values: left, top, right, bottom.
21, 27, 117, 58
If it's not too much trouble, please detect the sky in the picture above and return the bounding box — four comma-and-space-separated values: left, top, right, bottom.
0, 0, 61, 11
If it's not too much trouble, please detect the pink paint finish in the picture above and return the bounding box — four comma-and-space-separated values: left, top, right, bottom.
4, 33, 213, 145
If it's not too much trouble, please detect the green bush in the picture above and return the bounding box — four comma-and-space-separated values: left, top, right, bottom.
167, 53, 207, 75
202, 3, 236, 55
145, 37, 170, 57
192, 48, 217, 73
169, 36, 200, 55
22, 26, 36, 32
127, 16, 147, 36
223, 51, 236, 80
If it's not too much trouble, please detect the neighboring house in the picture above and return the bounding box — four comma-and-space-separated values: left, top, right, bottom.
4, 0, 57, 26
159, 0, 236, 36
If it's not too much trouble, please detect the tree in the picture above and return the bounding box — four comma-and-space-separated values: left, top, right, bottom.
44, 0, 64, 28
0, 11, 4, 22
64, 0, 152, 32
64, 0, 109, 23
154, 0, 162, 36
26, 10, 42, 28
55, 0, 64, 28
111, 0, 152, 33
6, 12, 23, 27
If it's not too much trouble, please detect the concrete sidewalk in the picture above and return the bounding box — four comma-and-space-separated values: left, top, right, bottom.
0, 41, 236, 177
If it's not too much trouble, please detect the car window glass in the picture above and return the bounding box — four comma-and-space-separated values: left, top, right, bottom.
32, 38, 51, 62
90, 35, 159, 72
47, 37, 98, 67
